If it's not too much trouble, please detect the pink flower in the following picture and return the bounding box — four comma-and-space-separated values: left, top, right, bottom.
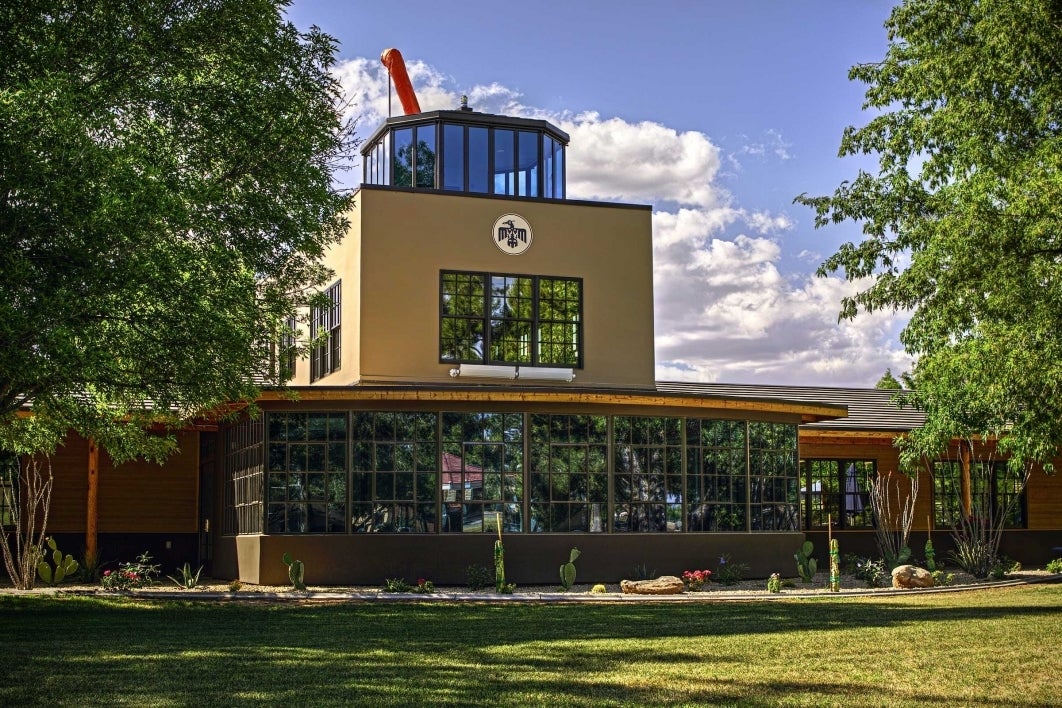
103, 570, 111, 576
417, 578, 426, 585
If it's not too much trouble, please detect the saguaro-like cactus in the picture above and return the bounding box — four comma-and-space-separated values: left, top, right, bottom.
37, 537, 79, 586
282, 552, 306, 591
494, 513, 506, 592
559, 547, 581, 591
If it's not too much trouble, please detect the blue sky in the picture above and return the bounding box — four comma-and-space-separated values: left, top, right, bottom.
286, 0, 912, 387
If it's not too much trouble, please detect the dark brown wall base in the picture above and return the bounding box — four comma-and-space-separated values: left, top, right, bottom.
213, 533, 808, 586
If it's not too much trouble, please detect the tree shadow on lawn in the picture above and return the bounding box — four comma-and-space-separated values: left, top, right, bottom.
1, 588, 1060, 706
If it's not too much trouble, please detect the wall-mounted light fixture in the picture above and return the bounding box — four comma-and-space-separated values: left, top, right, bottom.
516, 367, 576, 382
449, 364, 518, 379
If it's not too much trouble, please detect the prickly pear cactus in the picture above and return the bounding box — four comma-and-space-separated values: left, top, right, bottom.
36, 538, 79, 586
559, 547, 581, 591
282, 552, 306, 591
795, 540, 817, 583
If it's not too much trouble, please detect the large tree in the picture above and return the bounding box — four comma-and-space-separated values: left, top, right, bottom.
0, 0, 354, 459
798, 0, 1062, 471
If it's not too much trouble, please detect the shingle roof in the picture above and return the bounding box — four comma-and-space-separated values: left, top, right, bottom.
654, 381, 924, 432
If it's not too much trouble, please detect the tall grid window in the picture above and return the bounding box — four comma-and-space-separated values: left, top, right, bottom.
800, 459, 875, 530
529, 414, 608, 532
933, 459, 1027, 529
266, 413, 347, 533
685, 419, 747, 532
310, 281, 341, 382
748, 422, 799, 531
612, 416, 683, 532
222, 414, 264, 535
440, 271, 582, 367
441, 412, 523, 533
350, 412, 438, 533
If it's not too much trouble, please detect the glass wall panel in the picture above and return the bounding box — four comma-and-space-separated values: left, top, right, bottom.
350, 411, 438, 533
748, 422, 799, 531
265, 412, 347, 533
392, 128, 413, 187
612, 416, 682, 532
440, 272, 486, 362
442, 123, 465, 190
552, 140, 565, 198
529, 414, 607, 532
517, 130, 539, 197
468, 127, 489, 193
933, 460, 962, 528
415, 126, 436, 188
685, 419, 746, 531
493, 129, 515, 195
489, 275, 533, 364
543, 136, 555, 199
441, 412, 524, 532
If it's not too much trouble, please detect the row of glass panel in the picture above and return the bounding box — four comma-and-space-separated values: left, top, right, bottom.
258, 411, 798, 534
363, 122, 565, 198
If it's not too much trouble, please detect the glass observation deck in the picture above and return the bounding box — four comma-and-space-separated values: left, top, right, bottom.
361, 104, 568, 199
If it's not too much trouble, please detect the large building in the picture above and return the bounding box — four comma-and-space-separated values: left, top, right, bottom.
26, 84, 1062, 585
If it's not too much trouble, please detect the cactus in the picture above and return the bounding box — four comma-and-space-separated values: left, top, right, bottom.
494, 514, 506, 592
36, 538, 79, 586
829, 538, 841, 592
559, 547, 581, 591
282, 552, 306, 591
924, 538, 936, 571
794, 540, 818, 583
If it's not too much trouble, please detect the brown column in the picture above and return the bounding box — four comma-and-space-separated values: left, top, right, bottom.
959, 443, 972, 517
86, 439, 98, 563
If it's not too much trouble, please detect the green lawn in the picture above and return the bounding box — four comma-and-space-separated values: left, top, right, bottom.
2, 585, 1060, 707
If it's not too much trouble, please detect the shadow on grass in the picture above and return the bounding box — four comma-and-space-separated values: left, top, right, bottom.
1, 586, 1060, 706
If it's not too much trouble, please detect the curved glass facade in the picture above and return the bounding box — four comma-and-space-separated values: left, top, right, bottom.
227, 410, 800, 536
362, 110, 567, 199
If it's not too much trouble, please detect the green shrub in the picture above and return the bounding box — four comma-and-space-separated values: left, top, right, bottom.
852, 557, 887, 588
228, 579, 243, 593
1046, 558, 1062, 574
590, 584, 607, 594
989, 556, 1021, 580
766, 573, 782, 593
383, 577, 413, 593
931, 570, 954, 586
100, 552, 160, 591
466, 564, 492, 591
167, 562, 203, 590
714, 554, 748, 585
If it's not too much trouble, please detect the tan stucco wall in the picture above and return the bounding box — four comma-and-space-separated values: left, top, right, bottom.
310, 188, 656, 388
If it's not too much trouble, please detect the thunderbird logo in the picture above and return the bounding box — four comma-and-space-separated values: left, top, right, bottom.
492, 214, 533, 255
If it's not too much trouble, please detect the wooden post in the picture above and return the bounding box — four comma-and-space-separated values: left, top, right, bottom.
86, 438, 99, 564
959, 443, 972, 518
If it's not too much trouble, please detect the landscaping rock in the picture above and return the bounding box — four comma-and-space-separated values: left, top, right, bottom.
620, 576, 685, 595
891, 564, 935, 589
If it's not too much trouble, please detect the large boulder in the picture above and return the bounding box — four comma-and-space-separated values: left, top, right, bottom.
891, 564, 936, 589
620, 576, 686, 595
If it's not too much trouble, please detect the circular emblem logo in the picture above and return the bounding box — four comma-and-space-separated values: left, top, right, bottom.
492, 213, 533, 255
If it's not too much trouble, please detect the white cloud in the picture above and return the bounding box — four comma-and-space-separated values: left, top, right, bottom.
332, 57, 912, 387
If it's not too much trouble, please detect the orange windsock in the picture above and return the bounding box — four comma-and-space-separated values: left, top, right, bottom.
380, 48, 422, 115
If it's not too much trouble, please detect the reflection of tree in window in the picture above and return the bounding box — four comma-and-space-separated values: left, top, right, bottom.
490, 276, 533, 364
686, 419, 746, 531
749, 423, 799, 531
440, 412, 523, 533
612, 417, 681, 532
266, 412, 347, 534
529, 415, 607, 532
440, 272, 486, 361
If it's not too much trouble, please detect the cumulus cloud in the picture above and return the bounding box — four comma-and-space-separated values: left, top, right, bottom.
332, 56, 912, 387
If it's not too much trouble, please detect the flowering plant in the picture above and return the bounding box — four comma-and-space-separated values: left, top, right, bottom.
99, 552, 160, 591
413, 578, 436, 594
681, 569, 712, 591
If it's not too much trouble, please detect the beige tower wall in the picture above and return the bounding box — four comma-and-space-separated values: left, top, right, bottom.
339, 187, 656, 388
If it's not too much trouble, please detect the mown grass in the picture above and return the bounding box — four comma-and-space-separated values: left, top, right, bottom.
1, 584, 1060, 707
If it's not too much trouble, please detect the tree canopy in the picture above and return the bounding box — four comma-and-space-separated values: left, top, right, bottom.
875, 369, 903, 390
797, 0, 1062, 470
0, 1, 354, 460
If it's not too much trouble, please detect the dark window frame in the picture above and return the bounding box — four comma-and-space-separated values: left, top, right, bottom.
799, 458, 877, 530
310, 280, 341, 382
932, 459, 1027, 529
439, 270, 583, 368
